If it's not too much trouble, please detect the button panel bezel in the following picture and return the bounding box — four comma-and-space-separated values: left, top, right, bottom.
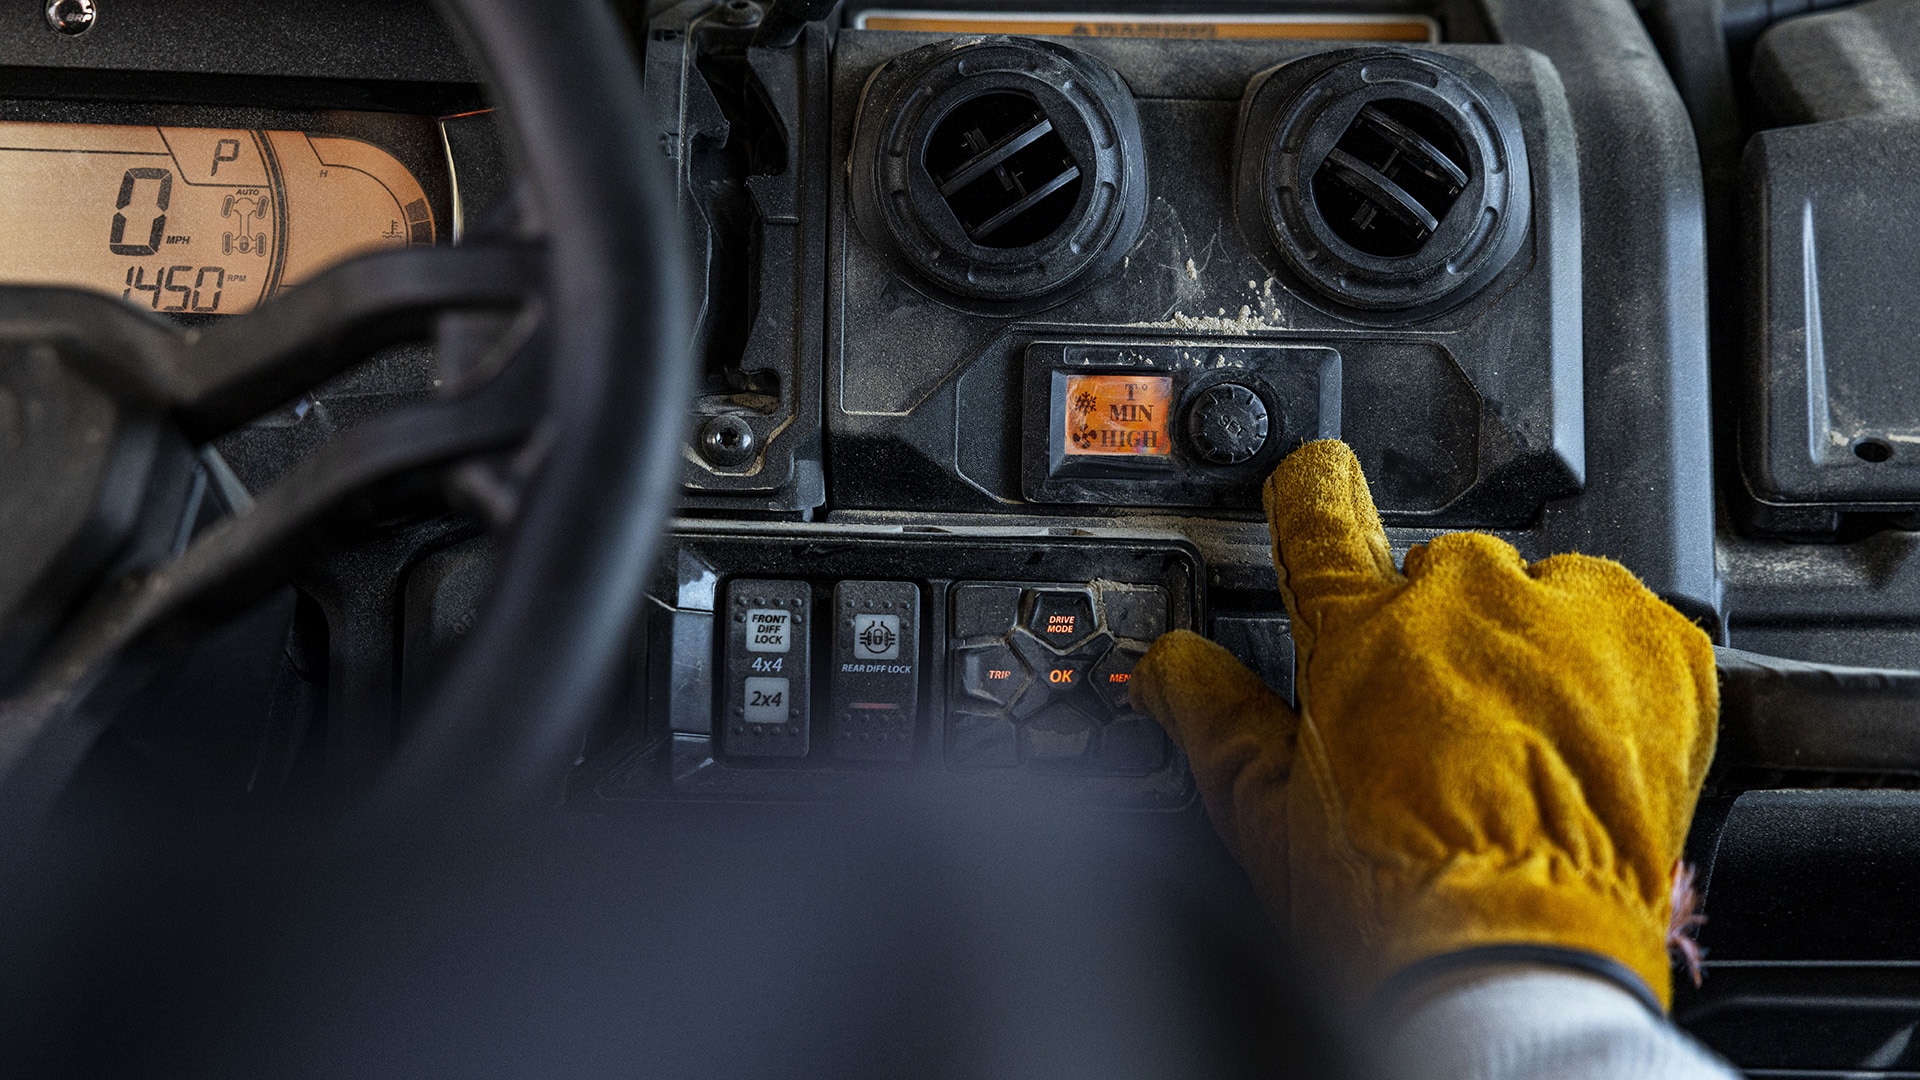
611, 524, 1202, 808
949, 581, 1169, 773
1023, 339, 1342, 507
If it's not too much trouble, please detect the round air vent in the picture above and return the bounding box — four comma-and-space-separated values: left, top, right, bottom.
921, 91, 1084, 249
848, 36, 1148, 311
1234, 49, 1531, 317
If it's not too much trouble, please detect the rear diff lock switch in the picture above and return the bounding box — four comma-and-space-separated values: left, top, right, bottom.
828, 580, 921, 761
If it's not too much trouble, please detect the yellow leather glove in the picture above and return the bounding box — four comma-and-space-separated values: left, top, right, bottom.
1130, 440, 1717, 1010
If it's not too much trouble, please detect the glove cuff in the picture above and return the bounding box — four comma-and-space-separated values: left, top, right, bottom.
1367, 858, 1677, 1011
1370, 943, 1664, 1020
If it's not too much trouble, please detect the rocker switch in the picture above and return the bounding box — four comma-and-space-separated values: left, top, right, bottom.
722, 578, 811, 758
828, 580, 920, 761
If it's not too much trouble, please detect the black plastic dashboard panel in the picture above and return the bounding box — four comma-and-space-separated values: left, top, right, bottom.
647, 0, 1718, 633
1, 0, 1725, 797
1737, 0, 1920, 534
1429, 0, 1716, 622
826, 31, 1585, 529
17, 3, 1916, 1074
1703, 0, 1920, 673
0, 0, 470, 86
1676, 789, 1920, 1074
646, 4, 830, 513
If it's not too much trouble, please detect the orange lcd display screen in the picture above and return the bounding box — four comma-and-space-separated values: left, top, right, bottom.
1063, 374, 1174, 457
0, 121, 436, 315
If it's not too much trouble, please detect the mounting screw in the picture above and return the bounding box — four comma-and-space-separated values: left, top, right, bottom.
714, 0, 761, 27
698, 413, 757, 467
46, 0, 95, 34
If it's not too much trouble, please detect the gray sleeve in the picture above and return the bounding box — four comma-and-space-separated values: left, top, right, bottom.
1383, 967, 1739, 1080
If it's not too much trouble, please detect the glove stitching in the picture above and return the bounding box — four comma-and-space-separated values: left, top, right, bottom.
1295, 704, 1385, 946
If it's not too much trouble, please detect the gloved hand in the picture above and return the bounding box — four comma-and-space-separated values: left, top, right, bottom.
1130, 440, 1717, 1009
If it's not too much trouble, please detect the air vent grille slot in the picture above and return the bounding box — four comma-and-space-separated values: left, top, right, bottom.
924, 92, 1083, 248
1311, 102, 1469, 257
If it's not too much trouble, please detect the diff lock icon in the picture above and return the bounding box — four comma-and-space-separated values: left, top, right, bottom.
853, 614, 900, 661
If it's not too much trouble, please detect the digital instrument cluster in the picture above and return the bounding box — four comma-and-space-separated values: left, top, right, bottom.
0, 120, 438, 314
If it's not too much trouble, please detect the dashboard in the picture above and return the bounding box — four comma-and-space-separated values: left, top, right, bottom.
0, 0, 1877, 791
616, 0, 1633, 806
6, 0, 1920, 1073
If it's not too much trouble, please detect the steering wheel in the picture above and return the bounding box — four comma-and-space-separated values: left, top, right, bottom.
0, 0, 689, 841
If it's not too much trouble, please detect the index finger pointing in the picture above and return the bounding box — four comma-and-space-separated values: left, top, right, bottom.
1262, 440, 1402, 630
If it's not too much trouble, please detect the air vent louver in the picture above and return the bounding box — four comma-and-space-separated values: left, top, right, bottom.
925, 92, 1083, 248
1313, 103, 1469, 257
1234, 48, 1530, 316
848, 36, 1148, 310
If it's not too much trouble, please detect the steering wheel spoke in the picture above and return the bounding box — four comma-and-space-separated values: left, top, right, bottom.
0, 319, 549, 822
80, 348, 540, 665
0, 241, 541, 428
0, 235, 549, 767
0, 236, 547, 680
169, 242, 543, 441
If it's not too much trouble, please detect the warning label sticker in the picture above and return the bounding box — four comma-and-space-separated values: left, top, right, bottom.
853, 12, 1437, 43
1064, 374, 1175, 457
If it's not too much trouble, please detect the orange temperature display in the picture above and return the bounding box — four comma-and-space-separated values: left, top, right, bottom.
0, 121, 435, 315
1063, 374, 1174, 456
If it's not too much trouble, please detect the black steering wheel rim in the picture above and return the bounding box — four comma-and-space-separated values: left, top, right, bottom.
384, 0, 692, 804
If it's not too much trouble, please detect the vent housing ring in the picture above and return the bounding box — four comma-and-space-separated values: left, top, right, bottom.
849, 36, 1148, 312
1235, 49, 1531, 317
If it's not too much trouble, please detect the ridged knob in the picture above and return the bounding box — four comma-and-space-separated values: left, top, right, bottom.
1187, 383, 1270, 465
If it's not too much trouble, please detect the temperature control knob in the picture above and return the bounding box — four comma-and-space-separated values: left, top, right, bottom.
1186, 383, 1271, 465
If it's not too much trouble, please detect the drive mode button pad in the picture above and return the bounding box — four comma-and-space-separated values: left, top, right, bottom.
947, 581, 1170, 773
